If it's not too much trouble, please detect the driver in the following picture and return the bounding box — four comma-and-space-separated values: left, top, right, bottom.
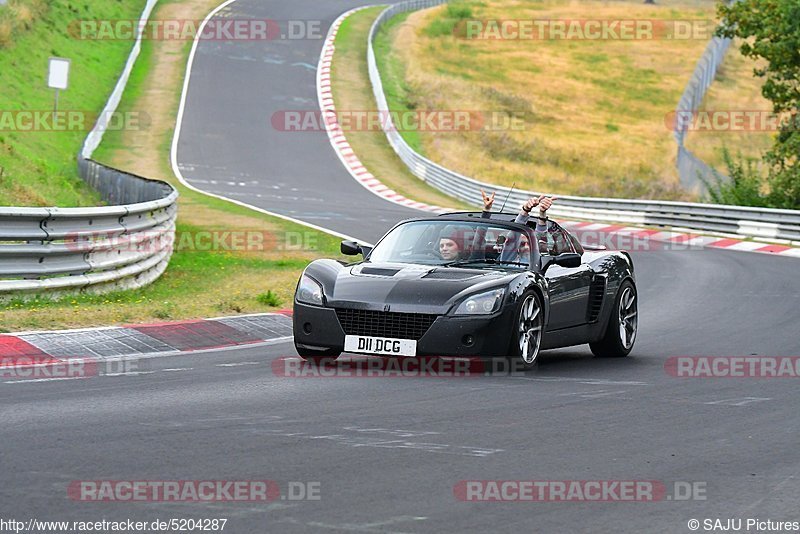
437, 227, 467, 261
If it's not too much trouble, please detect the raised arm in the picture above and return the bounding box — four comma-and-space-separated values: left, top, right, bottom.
515, 195, 556, 228
500, 195, 557, 262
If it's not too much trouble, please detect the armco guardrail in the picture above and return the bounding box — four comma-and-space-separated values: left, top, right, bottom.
0, 0, 178, 296
366, 0, 800, 243
0, 158, 177, 294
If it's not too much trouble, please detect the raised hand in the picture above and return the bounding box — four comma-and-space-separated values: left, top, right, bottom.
480, 188, 496, 211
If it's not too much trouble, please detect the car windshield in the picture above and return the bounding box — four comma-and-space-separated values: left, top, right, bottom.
368, 220, 532, 267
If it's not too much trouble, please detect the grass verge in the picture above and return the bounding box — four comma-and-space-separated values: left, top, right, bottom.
0, 0, 350, 332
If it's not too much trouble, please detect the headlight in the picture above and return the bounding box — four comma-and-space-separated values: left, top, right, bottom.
296, 274, 324, 306
454, 288, 505, 315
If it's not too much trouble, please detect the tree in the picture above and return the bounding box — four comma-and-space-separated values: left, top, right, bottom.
716, 0, 800, 209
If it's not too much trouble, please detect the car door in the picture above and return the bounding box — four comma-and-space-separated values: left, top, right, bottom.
540, 223, 593, 330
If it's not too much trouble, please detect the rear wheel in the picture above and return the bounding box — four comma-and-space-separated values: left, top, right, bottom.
506, 291, 544, 371
295, 345, 341, 365
590, 280, 637, 358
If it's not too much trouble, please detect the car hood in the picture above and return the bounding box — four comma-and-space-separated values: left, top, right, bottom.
307, 260, 519, 314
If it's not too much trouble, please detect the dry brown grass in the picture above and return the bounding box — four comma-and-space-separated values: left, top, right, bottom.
0, 0, 46, 47
99, 0, 222, 185
0, 18, 13, 47
383, 0, 746, 200
10, 3, 33, 29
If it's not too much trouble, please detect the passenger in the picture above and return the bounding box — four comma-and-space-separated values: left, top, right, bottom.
500, 195, 556, 263
479, 190, 556, 263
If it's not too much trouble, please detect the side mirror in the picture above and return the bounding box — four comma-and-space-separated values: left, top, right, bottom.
341, 240, 361, 256
540, 252, 582, 272
554, 252, 582, 268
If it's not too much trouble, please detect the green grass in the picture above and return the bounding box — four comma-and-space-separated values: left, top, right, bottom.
0, 0, 149, 206
372, 11, 424, 154
90, 30, 156, 163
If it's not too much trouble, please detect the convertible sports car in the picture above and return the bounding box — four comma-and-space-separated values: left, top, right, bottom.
293, 211, 638, 368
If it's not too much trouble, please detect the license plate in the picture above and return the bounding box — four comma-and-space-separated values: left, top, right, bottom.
344, 335, 417, 357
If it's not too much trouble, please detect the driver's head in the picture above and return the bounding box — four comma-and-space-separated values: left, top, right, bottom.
439, 238, 460, 260
438, 226, 466, 260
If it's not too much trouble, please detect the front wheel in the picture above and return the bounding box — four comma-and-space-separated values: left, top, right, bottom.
295, 345, 341, 365
506, 291, 544, 371
590, 280, 638, 358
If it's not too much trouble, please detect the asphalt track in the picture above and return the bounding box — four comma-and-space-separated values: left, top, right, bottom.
174, 0, 419, 244
2, 1, 800, 533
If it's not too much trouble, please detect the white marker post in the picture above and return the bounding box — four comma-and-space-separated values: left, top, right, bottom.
48, 57, 70, 112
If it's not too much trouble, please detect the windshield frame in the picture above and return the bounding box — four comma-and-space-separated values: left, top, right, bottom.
363, 217, 540, 269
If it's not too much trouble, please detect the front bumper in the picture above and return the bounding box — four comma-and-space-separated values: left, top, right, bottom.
293, 301, 517, 358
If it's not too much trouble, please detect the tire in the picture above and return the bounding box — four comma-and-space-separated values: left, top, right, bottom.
295, 345, 341, 365
590, 280, 638, 358
505, 290, 545, 371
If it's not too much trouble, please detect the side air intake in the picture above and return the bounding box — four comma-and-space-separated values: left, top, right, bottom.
587, 275, 607, 323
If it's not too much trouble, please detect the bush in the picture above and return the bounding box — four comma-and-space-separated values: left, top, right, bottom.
256, 290, 281, 307
702, 135, 800, 210
701, 149, 769, 207
446, 4, 473, 19
425, 2, 476, 38
717, 0, 800, 209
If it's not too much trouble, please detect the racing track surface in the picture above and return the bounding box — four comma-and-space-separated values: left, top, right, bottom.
174, 0, 419, 244
2, 1, 799, 532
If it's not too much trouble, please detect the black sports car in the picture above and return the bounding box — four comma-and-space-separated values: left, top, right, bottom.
293, 212, 638, 368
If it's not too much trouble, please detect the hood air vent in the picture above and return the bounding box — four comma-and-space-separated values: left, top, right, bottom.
359, 267, 401, 277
